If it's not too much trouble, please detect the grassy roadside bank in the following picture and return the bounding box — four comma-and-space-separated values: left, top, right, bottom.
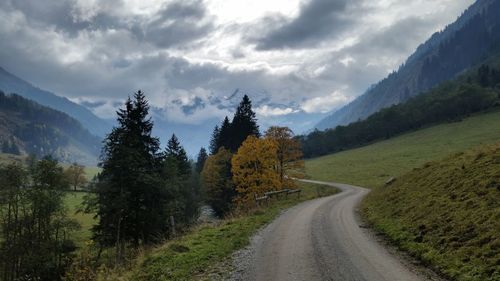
361, 143, 500, 281
304, 111, 500, 281
305, 110, 500, 188
103, 181, 338, 281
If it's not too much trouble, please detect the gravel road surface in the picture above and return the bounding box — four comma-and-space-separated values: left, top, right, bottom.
228, 180, 431, 281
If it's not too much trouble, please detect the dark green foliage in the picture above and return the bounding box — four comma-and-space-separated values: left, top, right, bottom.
229, 95, 260, 151
0, 157, 77, 281
165, 134, 190, 177
218, 117, 233, 151
419, 1, 500, 91
195, 147, 208, 173
162, 135, 200, 227
209, 95, 260, 153
93, 91, 166, 253
209, 125, 220, 155
0, 91, 100, 164
91, 92, 201, 263
301, 63, 500, 158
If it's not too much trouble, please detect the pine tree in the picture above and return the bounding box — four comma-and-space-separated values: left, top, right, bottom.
218, 116, 232, 150
229, 95, 259, 151
165, 134, 190, 177
93, 91, 165, 261
195, 147, 208, 173
209, 125, 220, 155
163, 134, 200, 227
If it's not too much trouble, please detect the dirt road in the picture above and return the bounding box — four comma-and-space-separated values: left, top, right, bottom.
234, 180, 429, 281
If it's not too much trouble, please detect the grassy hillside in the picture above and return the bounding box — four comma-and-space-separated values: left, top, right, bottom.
305, 110, 500, 188
361, 143, 500, 281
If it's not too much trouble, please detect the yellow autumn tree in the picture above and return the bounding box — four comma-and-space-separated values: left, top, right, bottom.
231, 135, 280, 208
264, 126, 304, 189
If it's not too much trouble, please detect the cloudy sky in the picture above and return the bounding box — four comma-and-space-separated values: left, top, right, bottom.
0, 0, 475, 124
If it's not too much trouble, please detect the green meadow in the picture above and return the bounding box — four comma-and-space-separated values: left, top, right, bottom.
305, 110, 500, 188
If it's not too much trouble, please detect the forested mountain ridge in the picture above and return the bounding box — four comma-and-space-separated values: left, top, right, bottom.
316, 0, 500, 130
301, 55, 500, 158
0, 91, 100, 165
0, 66, 111, 137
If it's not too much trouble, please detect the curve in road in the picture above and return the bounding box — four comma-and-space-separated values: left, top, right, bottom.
238, 180, 430, 281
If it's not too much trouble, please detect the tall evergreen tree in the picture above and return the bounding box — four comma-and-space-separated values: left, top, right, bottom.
163, 134, 199, 227
196, 147, 208, 173
218, 116, 233, 151
93, 91, 165, 261
229, 95, 259, 151
209, 116, 233, 154
209, 125, 220, 155
165, 134, 190, 177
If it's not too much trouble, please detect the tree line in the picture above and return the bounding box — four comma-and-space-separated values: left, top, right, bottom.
300, 63, 500, 158
87, 91, 201, 264
201, 95, 304, 216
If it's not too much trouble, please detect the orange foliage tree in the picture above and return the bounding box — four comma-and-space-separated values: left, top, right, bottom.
231, 135, 280, 208
264, 126, 304, 189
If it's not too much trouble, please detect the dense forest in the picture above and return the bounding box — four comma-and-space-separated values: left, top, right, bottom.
0, 92, 100, 164
300, 62, 500, 158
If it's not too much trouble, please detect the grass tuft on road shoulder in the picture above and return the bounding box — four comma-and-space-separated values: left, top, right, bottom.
361, 143, 500, 281
110, 182, 338, 281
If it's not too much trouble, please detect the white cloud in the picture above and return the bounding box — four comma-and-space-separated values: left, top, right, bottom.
301, 91, 352, 113
256, 105, 297, 117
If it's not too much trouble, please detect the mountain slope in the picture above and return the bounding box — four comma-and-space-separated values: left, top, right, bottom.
0, 66, 111, 137
305, 109, 500, 188
316, 0, 500, 130
301, 55, 500, 158
361, 143, 500, 281
0, 92, 100, 165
